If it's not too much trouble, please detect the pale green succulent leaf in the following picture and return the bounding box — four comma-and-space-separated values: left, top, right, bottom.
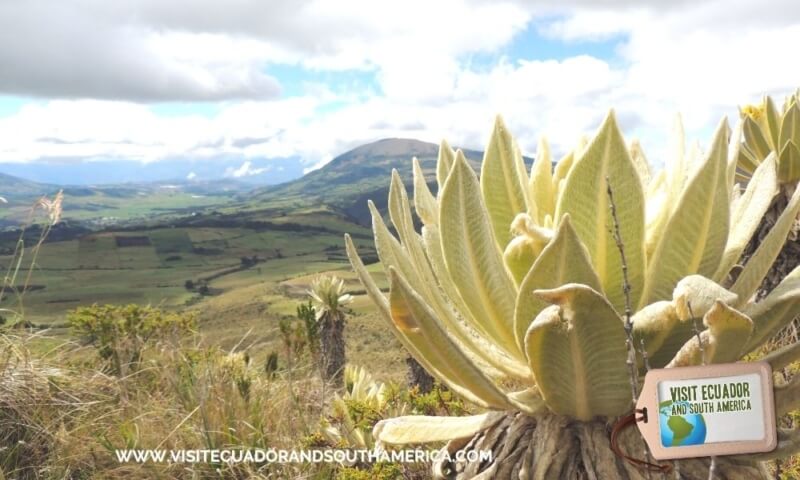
552, 151, 574, 192
388, 170, 418, 249
713, 153, 778, 282
672, 275, 739, 321
355, 219, 489, 387
778, 141, 800, 183
666, 301, 753, 367
726, 120, 743, 194
524, 284, 630, 420
506, 387, 546, 415
744, 265, 800, 351
412, 157, 438, 226
374, 412, 506, 445
637, 276, 737, 368
529, 136, 555, 225
513, 215, 602, 353
503, 235, 542, 287
641, 119, 730, 306
666, 114, 688, 206
555, 110, 646, 313
436, 139, 455, 194
780, 101, 800, 153
629, 139, 651, 187
742, 116, 773, 162
737, 144, 760, 174
346, 234, 469, 395
417, 225, 532, 380
440, 151, 522, 359
480, 115, 530, 248
369, 200, 421, 288
389, 268, 513, 409
766, 95, 782, 150
385, 183, 531, 380
632, 301, 679, 364
732, 183, 800, 305
345, 234, 391, 321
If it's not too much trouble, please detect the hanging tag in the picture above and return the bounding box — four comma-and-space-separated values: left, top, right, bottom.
636, 362, 777, 460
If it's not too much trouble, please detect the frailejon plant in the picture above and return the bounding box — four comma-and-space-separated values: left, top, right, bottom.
320, 365, 401, 449
308, 275, 352, 388
739, 90, 800, 183
345, 111, 800, 479
737, 91, 800, 296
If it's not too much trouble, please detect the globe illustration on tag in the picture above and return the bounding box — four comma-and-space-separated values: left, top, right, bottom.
659, 400, 707, 447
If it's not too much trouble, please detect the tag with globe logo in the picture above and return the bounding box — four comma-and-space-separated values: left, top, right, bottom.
636, 362, 777, 460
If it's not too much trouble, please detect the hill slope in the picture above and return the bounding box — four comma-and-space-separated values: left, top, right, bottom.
249, 138, 486, 225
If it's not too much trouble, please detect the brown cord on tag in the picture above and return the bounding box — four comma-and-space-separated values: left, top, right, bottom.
610, 408, 672, 474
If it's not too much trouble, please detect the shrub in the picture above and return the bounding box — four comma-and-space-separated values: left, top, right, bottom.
68, 304, 195, 375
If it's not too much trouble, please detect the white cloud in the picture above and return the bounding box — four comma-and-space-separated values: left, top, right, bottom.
225, 161, 270, 178
0, 0, 798, 176
186, 172, 197, 180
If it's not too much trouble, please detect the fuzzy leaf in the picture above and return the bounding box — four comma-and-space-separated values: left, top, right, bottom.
732, 184, 800, 305
555, 111, 646, 313
374, 412, 506, 445
524, 284, 630, 420
666, 301, 753, 367
388, 179, 530, 380
389, 268, 512, 409
412, 157, 438, 226
742, 116, 773, 162
672, 275, 739, 321
640, 119, 730, 306
632, 301, 680, 364
529, 136, 555, 224
439, 151, 521, 359
420, 226, 531, 380
629, 139, 651, 186
780, 102, 800, 152
779, 141, 800, 183
713, 153, 778, 281
346, 234, 464, 394
513, 215, 602, 353
481, 116, 530, 248
744, 265, 800, 351
727, 120, 743, 194
766, 96, 782, 150
436, 139, 455, 194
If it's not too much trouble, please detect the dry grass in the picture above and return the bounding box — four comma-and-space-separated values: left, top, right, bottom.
0, 331, 346, 479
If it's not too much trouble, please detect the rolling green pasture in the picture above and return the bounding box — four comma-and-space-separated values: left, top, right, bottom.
0, 209, 404, 376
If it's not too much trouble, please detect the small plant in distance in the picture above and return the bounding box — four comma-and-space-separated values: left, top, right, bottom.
308, 275, 352, 388
69, 304, 196, 376
345, 109, 800, 478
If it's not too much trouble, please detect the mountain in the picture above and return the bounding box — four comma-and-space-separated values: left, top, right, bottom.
249, 138, 487, 225
0, 172, 61, 199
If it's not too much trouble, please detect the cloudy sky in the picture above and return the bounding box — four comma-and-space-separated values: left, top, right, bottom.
0, 0, 798, 181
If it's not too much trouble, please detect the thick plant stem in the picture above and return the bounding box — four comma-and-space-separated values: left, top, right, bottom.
319, 311, 345, 388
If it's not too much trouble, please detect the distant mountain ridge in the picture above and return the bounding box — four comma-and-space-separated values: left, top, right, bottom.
250, 138, 531, 226
250, 138, 483, 225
